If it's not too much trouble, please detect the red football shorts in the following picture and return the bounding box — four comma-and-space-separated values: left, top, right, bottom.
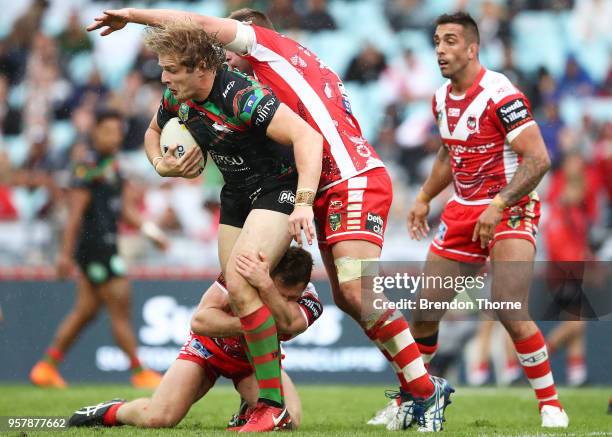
314, 168, 392, 249
430, 193, 541, 264
177, 332, 252, 384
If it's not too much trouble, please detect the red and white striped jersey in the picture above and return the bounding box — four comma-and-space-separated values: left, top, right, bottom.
432, 68, 536, 204
239, 23, 385, 191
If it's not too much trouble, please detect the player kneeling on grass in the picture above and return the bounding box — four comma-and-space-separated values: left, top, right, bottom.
68, 247, 321, 431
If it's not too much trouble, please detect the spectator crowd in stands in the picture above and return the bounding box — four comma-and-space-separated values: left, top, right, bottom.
0, 0, 610, 269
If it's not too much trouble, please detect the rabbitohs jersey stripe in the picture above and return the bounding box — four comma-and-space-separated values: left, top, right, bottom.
157, 66, 297, 190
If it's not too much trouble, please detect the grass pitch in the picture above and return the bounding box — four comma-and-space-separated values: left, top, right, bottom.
0, 384, 609, 436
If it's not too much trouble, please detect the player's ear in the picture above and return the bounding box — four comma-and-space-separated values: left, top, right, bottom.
467, 42, 478, 60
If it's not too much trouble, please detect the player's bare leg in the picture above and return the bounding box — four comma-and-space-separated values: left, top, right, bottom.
30, 274, 101, 388
218, 224, 243, 275
547, 321, 586, 386
323, 240, 453, 430
98, 277, 161, 388
490, 238, 568, 427
223, 209, 293, 431
69, 359, 212, 427
468, 321, 495, 386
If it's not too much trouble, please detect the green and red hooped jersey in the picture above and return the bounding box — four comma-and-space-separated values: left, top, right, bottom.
157, 65, 297, 190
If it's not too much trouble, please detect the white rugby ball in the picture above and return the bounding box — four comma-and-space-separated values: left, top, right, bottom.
160, 117, 206, 167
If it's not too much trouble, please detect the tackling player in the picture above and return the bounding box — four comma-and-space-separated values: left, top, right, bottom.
88, 9, 451, 432
105, 21, 323, 432
30, 110, 168, 389
68, 247, 322, 431
405, 12, 568, 428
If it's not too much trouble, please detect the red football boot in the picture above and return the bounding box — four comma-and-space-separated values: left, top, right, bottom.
238, 402, 292, 432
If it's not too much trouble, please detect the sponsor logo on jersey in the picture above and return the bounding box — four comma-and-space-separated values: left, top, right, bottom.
178, 103, 190, 122
222, 80, 235, 98
298, 296, 323, 322
365, 212, 384, 235
209, 151, 245, 167
448, 107, 461, 117
278, 190, 295, 205
254, 97, 277, 126
328, 212, 342, 232
497, 98, 531, 133
187, 338, 213, 359
244, 94, 258, 114
329, 200, 343, 209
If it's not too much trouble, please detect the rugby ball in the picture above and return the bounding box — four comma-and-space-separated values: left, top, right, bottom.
160, 117, 206, 167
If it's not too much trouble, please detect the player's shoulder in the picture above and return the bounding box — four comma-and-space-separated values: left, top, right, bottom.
480, 69, 523, 104
250, 23, 295, 48
301, 282, 319, 300
433, 80, 451, 108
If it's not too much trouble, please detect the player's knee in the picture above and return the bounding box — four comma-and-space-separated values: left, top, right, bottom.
74, 302, 100, 323
411, 320, 439, 337
144, 406, 180, 428
334, 283, 361, 312
500, 319, 535, 341
225, 271, 251, 306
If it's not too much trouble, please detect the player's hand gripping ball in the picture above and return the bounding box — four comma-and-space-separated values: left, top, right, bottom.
160, 117, 206, 168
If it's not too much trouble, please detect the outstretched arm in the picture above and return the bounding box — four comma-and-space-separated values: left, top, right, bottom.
87, 8, 239, 45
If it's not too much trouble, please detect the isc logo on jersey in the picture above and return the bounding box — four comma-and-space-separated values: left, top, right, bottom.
222, 81, 235, 98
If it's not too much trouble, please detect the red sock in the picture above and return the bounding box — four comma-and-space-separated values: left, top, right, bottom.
129, 357, 142, 372
514, 330, 562, 411
567, 355, 584, 368
45, 348, 64, 366
103, 402, 124, 426
367, 311, 433, 398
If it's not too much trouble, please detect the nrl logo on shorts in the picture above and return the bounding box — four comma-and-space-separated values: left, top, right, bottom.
507, 205, 523, 229
466, 115, 478, 133
178, 103, 190, 122
328, 212, 341, 232
278, 190, 295, 205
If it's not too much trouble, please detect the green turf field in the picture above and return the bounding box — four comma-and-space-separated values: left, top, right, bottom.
0, 385, 609, 436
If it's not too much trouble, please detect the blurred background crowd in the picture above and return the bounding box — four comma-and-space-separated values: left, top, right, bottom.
0, 0, 610, 271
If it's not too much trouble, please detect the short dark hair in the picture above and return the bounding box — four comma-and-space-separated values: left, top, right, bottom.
95, 108, 123, 125
228, 8, 275, 30
435, 12, 480, 44
271, 247, 313, 287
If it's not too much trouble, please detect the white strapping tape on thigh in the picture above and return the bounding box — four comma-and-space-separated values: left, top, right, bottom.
334, 257, 380, 283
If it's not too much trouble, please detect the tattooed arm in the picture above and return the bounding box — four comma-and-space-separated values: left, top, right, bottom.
472, 123, 551, 248
497, 124, 551, 206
